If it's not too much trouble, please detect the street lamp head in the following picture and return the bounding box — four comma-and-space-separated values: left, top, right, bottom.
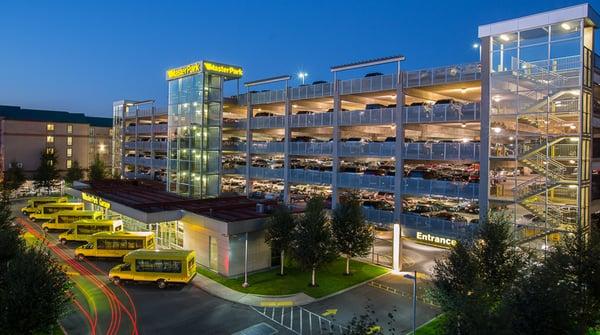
298, 72, 308, 79
472, 43, 480, 49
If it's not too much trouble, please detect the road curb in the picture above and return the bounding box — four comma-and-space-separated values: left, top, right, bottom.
192, 265, 391, 307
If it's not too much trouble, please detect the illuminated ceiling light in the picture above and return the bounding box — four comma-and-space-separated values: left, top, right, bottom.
492, 95, 502, 102
461, 123, 467, 128
568, 184, 578, 189
492, 127, 502, 134
499, 34, 510, 41
509, 136, 514, 141
570, 137, 579, 142
569, 125, 576, 130
292, 104, 298, 108
569, 90, 580, 96
461, 88, 467, 94
561, 22, 572, 31
192, 102, 198, 106
462, 138, 470, 143
569, 160, 576, 164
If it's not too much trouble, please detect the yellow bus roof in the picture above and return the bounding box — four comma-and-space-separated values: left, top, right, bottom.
123, 249, 194, 261
40, 202, 83, 208
52, 210, 101, 216
31, 196, 68, 202
91, 231, 154, 239
72, 219, 123, 226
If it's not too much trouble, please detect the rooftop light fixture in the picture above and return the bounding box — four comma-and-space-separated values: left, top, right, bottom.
561, 22, 572, 30
298, 72, 308, 84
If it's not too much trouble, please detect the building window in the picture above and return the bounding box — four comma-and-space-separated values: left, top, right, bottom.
66, 159, 72, 169
46, 135, 54, 144
66, 147, 72, 158
46, 147, 54, 154
47, 123, 54, 131
67, 124, 73, 134
67, 136, 73, 146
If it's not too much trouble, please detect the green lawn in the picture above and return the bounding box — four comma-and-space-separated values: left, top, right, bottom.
414, 315, 444, 335
197, 258, 388, 298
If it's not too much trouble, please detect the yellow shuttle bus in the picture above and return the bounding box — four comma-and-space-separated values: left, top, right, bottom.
75, 231, 155, 261
20, 196, 68, 215
58, 219, 124, 245
109, 249, 196, 289
30, 202, 84, 222
41, 210, 103, 232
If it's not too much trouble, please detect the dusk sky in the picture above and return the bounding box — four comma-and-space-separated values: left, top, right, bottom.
1, 0, 599, 117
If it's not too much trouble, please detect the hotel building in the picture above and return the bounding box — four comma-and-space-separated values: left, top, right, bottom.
112, 4, 600, 249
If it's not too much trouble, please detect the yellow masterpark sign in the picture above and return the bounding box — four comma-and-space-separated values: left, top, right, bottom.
166, 61, 243, 80
81, 192, 111, 209
166, 62, 202, 80
203, 61, 243, 78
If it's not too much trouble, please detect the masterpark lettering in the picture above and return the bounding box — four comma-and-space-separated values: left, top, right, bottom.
203, 62, 243, 77
166, 63, 201, 80
416, 232, 457, 247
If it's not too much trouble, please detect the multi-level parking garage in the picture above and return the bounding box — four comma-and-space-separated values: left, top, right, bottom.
114, 4, 600, 246
113, 100, 169, 182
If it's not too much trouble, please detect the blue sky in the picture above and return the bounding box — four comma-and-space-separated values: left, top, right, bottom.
0, 0, 598, 117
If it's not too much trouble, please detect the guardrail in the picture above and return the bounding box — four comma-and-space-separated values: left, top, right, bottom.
338, 173, 394, 192
124, 124, 168, 134
404, 103, 480, 123
402, 178, 479, 199
289, 169, 332, 185
251, 142, 284, 153
251, 115, 285, 129
250, 167, 284, 180
289, 113, 333, 128
339, 142, 395, 157
339, 107, 397, 126
404, 62, 481, 87
401, 213, 476, 239
289, 142, 333, 155
404, 142, 480, 160
362, 207, 395, 224
222, 142, 247, 152
123, 141, 168, 152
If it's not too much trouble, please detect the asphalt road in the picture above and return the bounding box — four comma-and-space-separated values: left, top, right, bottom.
14, 199, 441, 335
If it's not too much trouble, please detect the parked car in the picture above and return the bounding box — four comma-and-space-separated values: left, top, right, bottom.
365, 103, 386, 110
296, 110, 314, 115
255, 112, 274, 117
312, 80, 327, 85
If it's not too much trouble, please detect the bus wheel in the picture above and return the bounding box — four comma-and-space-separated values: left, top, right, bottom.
112, 277, 121, 285
60, 239, 67, 245
76, 254, 85, 261
157, 279, 167, 289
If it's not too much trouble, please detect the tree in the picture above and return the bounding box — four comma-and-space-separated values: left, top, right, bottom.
0, 190, 21, 263
88, 154, 107, 182
431, 212, 526, 334
0, 245, 71, 334
504, 224, 600, 334
332, 192, 374, 275
292, 196, 337, 287
265, 205, 296, 276
3, 160, 26, 192
33, 150, 60, 194
65, 160, 84, 184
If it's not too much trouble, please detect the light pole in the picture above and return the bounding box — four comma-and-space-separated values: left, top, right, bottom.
242, 232, 249, 288
298, 72, 308, 85
404, 271, 417, 335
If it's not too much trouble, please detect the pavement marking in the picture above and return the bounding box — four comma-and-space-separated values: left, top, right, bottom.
260, 301, 293, 307
321, 309, 338, 317
231, 322, 278, 335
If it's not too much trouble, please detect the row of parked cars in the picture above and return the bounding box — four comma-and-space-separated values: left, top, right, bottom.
249, 98, 467, 118
225, 136, 480, 144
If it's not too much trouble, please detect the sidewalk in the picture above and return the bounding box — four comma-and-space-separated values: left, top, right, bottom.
192, 274, 316, 307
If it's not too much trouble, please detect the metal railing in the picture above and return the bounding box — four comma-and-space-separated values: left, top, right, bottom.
339, 142, 395, 157
404, 142, 480, 161
339, 74, 397, 95
250, 115, 285, 129
289, 113, 333, 128
401, 213, 476, 239
339, 107, 397, 126
223, 119, 247, 129
404, 103, 480, 123
289, 82, 333, 100
337, 173, 394, 192
222, 142, 246, 152
124, 124, 168, 134
251, 142, 284, 153
404, 62, 481, 87
289, 142, 333, 155
402, 178, 479, 199
289, 169, 332, 185
362, 207, 395, 224
250, 167, 284, 180
123, 141, 168, 152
